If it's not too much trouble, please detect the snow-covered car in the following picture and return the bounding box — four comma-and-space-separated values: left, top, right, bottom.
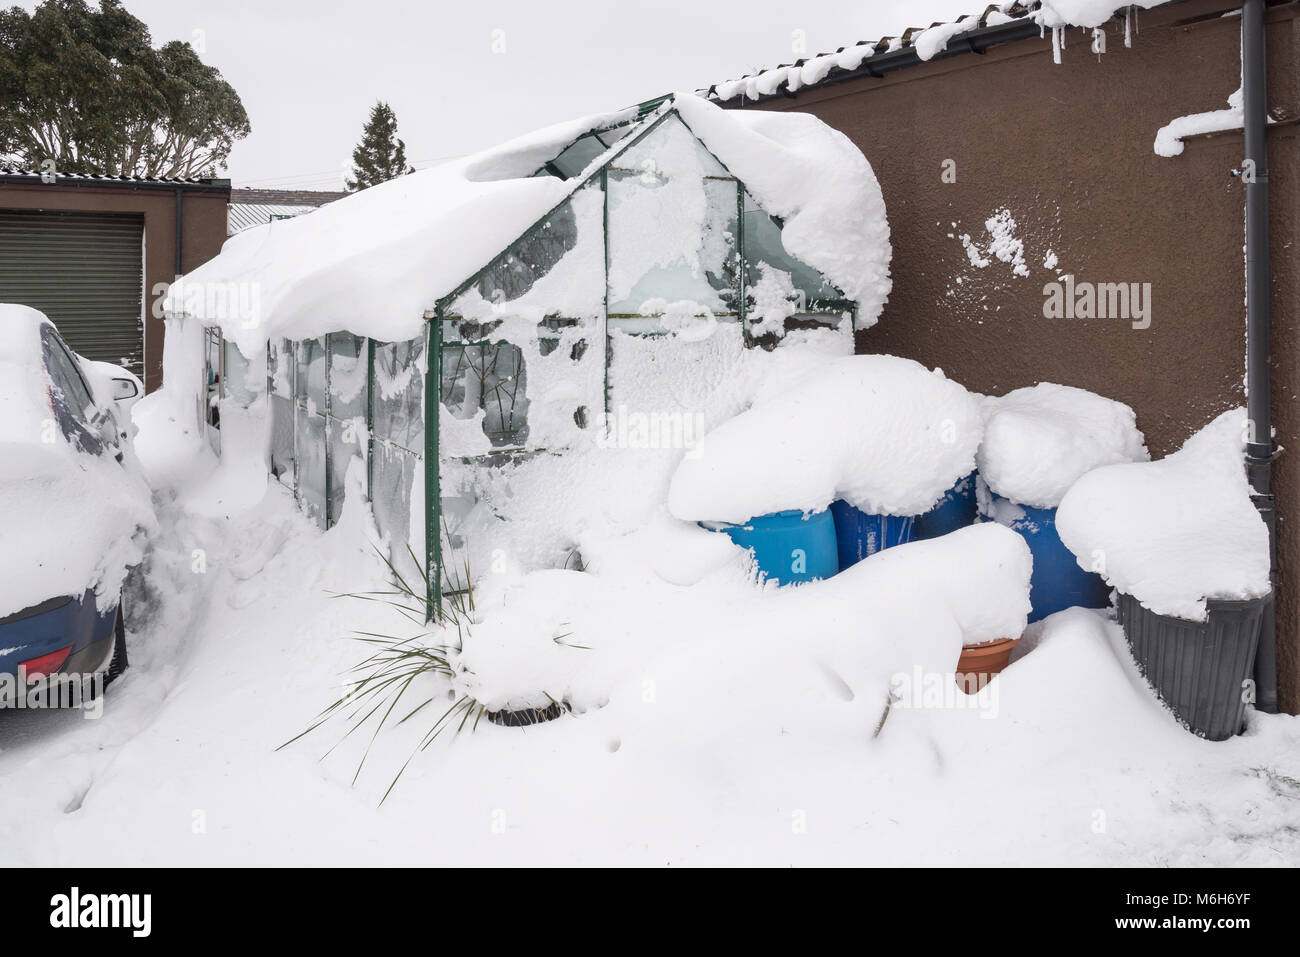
0, 304, 155, 695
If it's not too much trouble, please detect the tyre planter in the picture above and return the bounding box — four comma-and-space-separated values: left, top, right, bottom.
706, 508, 839, 586
914, 471, 978, 541
486, 700, 567, 728
955, 636, 1021, 693
1116, 591, 1268, 741
985, 496, 1110, 622
829, 499, 914, 570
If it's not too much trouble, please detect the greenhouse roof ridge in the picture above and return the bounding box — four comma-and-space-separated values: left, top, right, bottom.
164, 94, 891, 355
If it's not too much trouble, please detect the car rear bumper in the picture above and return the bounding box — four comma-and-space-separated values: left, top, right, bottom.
0, 591, 118, 682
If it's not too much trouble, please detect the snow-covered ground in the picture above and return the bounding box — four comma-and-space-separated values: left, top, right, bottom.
1, 401, 1298, 867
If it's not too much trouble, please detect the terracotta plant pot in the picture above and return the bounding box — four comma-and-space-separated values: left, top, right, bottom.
955, 637, 1022, 694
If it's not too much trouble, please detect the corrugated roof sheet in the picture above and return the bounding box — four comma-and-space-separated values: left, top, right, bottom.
227, 203, 321, 236
230, 188, 348, 206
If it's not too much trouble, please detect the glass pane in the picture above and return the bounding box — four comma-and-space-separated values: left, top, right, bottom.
742, 188, 842, 335
472, 203, 577, 304
327, 416, 363, 526
479, 343, 528, 446
614, 113, 728, 178
439, 343, 476, 421
295, 337, 327, 414
373, 335, 425, 454
439, 342, 529, 449
328, 333, 367, 420
269, 338, 294, 398
449, 184, 604, 321
606, 117, 739, 322
269, 392, 294, 483
295, 410, 326, 527
203, 327, 222, 428
439, 470, 479, 594
549, 131, 607, 178
372, 441, 418, 569
223, 339, 257, 408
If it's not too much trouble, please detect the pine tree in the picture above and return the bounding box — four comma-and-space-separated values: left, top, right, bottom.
345, 101, 413, 192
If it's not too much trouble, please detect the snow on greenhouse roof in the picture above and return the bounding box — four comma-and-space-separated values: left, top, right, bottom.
702, 1, 1182, 104
165, 95, 891, 354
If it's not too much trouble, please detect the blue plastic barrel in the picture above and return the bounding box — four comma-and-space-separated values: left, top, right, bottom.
708, 508, 839, 586
984, 496, 1110, 622
829, 499, 915, 569
913, 471, 978, 541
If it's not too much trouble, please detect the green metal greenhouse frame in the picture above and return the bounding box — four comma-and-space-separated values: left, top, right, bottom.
249, 95, 858, 623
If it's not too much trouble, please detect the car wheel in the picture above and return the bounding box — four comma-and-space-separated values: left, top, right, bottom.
104, 603, 129, 686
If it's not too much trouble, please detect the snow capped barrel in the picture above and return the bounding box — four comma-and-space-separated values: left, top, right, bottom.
978, 383, 1148, 622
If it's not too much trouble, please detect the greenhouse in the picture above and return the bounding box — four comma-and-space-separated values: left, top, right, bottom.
165, 93, 893, 619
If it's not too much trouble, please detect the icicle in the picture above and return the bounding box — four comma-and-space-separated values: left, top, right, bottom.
1091, 27, 1106, 58
1124, 6, 1133, 48
1051, 25, 1062, 65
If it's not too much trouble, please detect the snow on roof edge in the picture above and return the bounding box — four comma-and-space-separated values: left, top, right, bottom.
702, 1, 1183, 105
166, 95, 891, 353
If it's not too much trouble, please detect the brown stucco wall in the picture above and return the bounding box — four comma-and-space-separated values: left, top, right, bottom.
740, 0, 1300, 712
0, 179, 230, 391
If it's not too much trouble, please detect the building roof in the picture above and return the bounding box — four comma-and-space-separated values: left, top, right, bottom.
228, 203, 322, 236
0, 166, 230, 191
702, 1, 1179, 105
230, 188, 348, 206
228, 189, 347, 236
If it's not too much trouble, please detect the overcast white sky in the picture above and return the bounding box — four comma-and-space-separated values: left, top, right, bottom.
20, 0, 978, 188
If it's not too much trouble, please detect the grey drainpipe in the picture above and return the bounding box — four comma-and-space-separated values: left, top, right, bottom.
174, 186, 184, 278
1243, 0, 1278, 714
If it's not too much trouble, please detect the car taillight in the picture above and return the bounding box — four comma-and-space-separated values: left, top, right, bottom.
20, 647, 71, 682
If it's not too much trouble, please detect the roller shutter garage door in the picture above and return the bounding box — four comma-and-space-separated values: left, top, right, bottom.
0, 209, 145, 376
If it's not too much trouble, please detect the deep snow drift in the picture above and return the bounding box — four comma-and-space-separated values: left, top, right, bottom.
1, 361, 1296, 868
1, 438, 1295, 866
461, 522, 1031, 714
